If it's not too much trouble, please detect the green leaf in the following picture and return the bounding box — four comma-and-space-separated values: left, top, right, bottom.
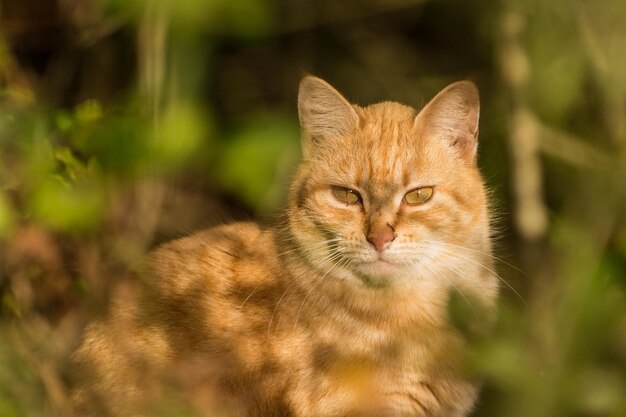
74, 100, 103, 124
74, 114, 148, 176
215, 115, 299, 212
28, 177, 106, 233
150, 101, 211, 173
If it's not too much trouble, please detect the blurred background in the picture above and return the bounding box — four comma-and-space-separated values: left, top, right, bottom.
0, 0, 625, 416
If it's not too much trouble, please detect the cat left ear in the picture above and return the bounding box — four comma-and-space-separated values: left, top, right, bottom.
415, 81, 480, 163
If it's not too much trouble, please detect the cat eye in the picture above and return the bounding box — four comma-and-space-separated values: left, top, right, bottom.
332, 186, 361, 205
403, 187, 434, 205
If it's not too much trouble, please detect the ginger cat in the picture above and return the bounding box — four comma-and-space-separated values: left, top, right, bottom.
71, 76, 498, 417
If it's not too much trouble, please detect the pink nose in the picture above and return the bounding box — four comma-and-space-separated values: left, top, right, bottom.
366, 226, 396, 253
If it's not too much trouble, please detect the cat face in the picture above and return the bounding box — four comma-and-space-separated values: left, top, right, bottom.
290, 77, 488, 289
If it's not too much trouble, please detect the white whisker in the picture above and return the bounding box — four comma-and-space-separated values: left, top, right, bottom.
422, 260, 478, 319
422, 239, 524, 275
276, 238, 342, 257
267, 287, 290, 336
292, 251, 345, 332
240, 287, 259, 309
429, 244, 526, 304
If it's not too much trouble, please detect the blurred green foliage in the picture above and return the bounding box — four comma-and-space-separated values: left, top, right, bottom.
0, 0, 625, 416
215, 114, 299, 211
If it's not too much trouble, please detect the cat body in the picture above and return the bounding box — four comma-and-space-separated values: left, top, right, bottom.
71, 77, 498, 417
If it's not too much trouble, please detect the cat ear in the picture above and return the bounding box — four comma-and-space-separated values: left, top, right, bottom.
415, 81, 480, 163
298, 76, 359, 155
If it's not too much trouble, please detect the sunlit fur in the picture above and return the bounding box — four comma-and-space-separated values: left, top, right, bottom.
71, 77, 498, 417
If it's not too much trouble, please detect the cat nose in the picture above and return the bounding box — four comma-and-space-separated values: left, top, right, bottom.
366, 224, 396, 253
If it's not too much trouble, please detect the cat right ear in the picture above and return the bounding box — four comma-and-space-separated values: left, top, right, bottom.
415, 81, 480, 163
298, 76, 359, 156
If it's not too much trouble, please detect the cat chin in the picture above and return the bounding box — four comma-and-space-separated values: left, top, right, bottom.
346, 260, 446, 291
348, 260, 412, 288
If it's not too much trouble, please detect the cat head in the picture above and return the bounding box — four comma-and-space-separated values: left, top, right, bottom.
289, 76, 490, 290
